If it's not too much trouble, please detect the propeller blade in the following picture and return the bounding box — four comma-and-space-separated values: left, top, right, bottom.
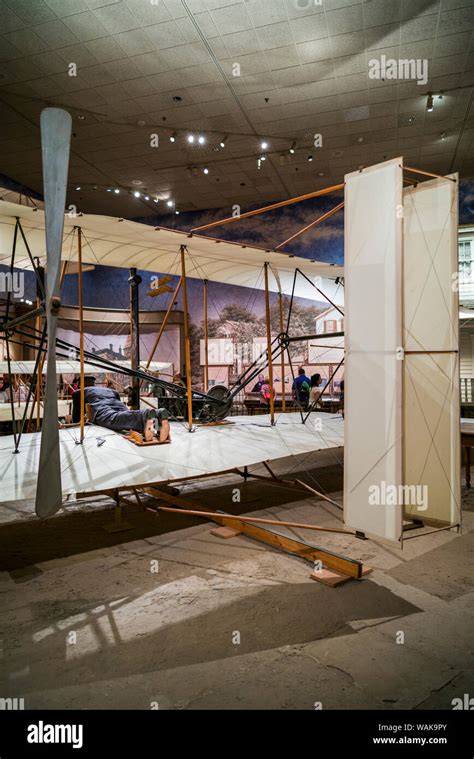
35, 108, 72, 518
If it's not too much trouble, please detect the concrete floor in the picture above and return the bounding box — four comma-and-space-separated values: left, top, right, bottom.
0, 446, 473, 710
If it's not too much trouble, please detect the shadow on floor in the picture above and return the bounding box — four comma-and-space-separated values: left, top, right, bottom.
3, 578, 420, 695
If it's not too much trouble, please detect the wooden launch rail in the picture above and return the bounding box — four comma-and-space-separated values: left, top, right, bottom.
141, 486, 363, 579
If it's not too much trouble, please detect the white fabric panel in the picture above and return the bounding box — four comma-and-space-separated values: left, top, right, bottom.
0, 201, 343, 303
402, 176, 460, 526
344, 159, 403, 543
403, 353, 460, 524
0, 413, 343, 502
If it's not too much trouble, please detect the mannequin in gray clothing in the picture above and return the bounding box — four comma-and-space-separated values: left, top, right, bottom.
72, 380, 170, 442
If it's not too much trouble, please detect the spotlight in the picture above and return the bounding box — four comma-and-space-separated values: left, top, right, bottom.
170, 132, 177, 143
187, 135, 195, 144
261, 140, 269, 150
220, 135, 228, 148
203, 167, 209, 174
133, 190, 140, 198
308, 155, 313, 162
144, 195, 150, 200
198, 135, 206, 144
426, 93, 434, 112
114, 188, 120, 194
75, 185, 81, 191
289, 141, 296, 154
440, 131, 447, 141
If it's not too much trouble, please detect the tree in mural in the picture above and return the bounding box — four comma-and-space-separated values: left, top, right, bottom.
270, 296, 327, 361
188, 298, 327, 388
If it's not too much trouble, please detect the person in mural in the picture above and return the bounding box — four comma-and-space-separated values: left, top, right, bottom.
292, 367, 311, 409
309, 373, 322, 407
252, 374, 265, 393
72, 376, 171, 442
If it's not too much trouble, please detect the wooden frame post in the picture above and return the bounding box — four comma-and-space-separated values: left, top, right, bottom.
278, 290, 286, 412
180, 246, 194, 432
264, 263, 275, 425
203, 279, 209, 392
77, 227, 85, 444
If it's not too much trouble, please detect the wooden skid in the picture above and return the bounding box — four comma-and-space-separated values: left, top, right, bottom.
144, 486, 362, 579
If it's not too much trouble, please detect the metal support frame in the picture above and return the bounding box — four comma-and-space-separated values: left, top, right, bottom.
128, 267, 141, 411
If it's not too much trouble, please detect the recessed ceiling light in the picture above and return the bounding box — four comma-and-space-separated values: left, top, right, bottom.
261, 140, 269, 150
133, 191, 140, 197
77, 114, 85, 120
426, 93, 434, 112
220, 135, 228, 148
153, 197, 159, 203
259, 154, 267, 161
175, 210, 180, 215
167, 200, 174, 207
318, 171, 324, 177
75, 185, 81, 191
173, 95, 182, 102
198, 135, 206, 144
187, 135, 195, 144
114, 188, 120, 194
356, 136, 364, 143
144, 195, 150, 200
308, 155, 313, 162
203, 167, 209, 174
170, 132, 177, 142
106, 187, 112, 192
289, 141, 296, 154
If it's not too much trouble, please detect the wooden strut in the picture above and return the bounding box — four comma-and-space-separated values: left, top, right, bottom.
275, 201, 345, 250
153, 504, 353, 535
77, 227, 85, 444
402, 165, 456, 183
256, 460, 343, 511
278, 290, 285, 413
264, 263, 275, 425
191, 183, 345, 233
144, 276, 182, 374
180, 246, 194, 431
143, 486, 362, 578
